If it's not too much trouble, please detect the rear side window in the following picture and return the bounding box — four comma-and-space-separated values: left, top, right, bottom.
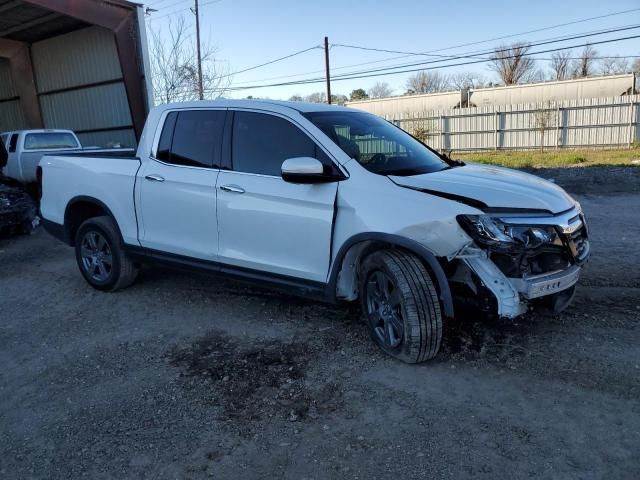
231, 112, 319, 176
24, 132, 78, 150
9, 134, 18, 152
155, 110, 225, 168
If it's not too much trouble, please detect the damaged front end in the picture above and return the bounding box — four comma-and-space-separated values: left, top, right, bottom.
448, 205, 589, 318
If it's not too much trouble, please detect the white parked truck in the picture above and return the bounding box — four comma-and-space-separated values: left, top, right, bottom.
1, 129, 132, 185
38, 100, 590, 363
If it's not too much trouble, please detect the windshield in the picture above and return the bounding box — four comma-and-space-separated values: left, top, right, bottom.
24, 132, 79, 150
304, 111, 448, 176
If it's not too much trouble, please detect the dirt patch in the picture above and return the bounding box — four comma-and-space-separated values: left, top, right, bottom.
169, 331, 343, 425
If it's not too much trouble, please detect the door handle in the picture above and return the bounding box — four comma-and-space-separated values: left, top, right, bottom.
145, 174, 165, 182
219, 184, 245, 193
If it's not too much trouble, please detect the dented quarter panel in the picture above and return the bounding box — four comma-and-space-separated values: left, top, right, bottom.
331, 163, 478, 265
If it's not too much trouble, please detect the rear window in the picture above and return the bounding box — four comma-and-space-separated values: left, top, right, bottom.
24, 132, 79, 150
155, 110, 226, 168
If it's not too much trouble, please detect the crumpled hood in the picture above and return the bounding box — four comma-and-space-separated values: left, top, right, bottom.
389, 163, 575, 214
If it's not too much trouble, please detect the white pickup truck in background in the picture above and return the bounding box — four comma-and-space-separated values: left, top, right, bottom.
38, 100, 590, 363
0, 129, 133, 185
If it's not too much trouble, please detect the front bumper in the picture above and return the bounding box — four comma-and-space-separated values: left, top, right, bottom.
509, 264, 581, 299
455, 205, 590, 318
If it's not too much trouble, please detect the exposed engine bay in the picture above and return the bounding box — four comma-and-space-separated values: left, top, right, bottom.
448, 206, 589, 318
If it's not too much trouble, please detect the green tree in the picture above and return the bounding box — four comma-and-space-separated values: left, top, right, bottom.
349, 88, 369, 101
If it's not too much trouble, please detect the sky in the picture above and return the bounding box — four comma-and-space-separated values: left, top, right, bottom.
143, 0, 640, 100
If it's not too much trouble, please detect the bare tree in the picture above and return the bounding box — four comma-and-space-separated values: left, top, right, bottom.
600, 56, 629, 75
489, 42, 536, 85
368, 82, 393, 98
633, 58, 640, 74
534, 101, 555, 152
304, 92, 327, 103
550, 50, 572, 80
572, 44, 598, 78
405, 71, 450, 94
288, 94, 303, 102
449, 72, 485, 89
150, 16, 229, 104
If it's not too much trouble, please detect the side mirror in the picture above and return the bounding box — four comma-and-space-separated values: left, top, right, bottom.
281, 157, 334, 184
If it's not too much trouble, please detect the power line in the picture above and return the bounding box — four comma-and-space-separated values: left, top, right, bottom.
218, 46, 322, 79
408, 7, 640, 55
229, 22, 640, 86
218, 34, 640, 91
329, 23, 640, 79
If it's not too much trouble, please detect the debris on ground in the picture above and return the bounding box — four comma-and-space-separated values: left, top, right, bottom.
0, 179, 39, 235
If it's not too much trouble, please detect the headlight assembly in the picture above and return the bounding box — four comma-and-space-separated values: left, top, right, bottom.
457, 215, 557, 250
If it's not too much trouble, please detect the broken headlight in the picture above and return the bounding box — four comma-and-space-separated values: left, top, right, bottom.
457, 215, 557, 250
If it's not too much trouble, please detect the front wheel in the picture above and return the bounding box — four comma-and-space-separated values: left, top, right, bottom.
75, 216, 138, 292
359, 250, 443, 363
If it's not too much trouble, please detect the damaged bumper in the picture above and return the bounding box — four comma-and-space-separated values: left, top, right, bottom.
452, 205, 589, 319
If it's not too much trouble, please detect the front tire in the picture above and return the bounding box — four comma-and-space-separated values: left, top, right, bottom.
359, 250, 443, 363
75, 216, 138, 291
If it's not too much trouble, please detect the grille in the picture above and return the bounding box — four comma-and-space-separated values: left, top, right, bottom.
564, 225, 589, 263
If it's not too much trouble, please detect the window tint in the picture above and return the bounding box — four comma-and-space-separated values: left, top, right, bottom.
156, 110, 225, 168
232, 112, 319, 176
9, 134, 18, 153
156, 112, 177, 163
304, 111, 447, 176
24, 132, 79, 150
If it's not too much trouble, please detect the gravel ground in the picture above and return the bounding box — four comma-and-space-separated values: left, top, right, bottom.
1, 171, 639, 479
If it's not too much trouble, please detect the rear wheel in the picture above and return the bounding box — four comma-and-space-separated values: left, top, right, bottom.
75, 216, 138, 291
360, 250, 443, 363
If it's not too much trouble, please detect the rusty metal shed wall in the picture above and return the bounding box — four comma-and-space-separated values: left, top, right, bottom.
31, 26, 122, 93
39, 82, 132, 131
0, 58, 16, 99
0, 99, 26, 130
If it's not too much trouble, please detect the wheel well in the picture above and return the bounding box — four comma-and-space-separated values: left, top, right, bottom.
331, 237, 454, 318
64, 200, 109, 246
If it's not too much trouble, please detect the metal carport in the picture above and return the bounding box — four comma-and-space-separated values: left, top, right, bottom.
0, 0, 152, 147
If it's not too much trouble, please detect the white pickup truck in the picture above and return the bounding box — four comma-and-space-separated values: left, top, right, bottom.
39, 100, 590, 363
1, 129, 132, 185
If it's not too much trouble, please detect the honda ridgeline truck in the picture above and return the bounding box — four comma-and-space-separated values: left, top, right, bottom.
39, 100, 590, 363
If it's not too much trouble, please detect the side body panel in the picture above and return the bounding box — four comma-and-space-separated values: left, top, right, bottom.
136, 159, 219, 260
330, 161, 479, 275
39, 155, 141, 245
216, 171, 337, 282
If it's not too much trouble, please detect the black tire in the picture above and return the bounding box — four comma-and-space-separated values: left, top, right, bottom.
359, 250, 443, 363
74, 216, 138, 292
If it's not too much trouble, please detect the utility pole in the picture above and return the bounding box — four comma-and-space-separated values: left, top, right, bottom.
324, 36, 331, 104
194, 0, 204, 100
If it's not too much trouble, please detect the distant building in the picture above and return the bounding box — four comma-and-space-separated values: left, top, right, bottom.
346, 74, 637, 117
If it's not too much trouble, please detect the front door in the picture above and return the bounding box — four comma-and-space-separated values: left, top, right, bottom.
216, 111, 339, 282
136, 109, 226, 260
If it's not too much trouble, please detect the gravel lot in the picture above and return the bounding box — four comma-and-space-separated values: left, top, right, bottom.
1, 168, 639, 479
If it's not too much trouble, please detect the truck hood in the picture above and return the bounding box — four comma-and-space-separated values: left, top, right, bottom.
389, 164, 575, 214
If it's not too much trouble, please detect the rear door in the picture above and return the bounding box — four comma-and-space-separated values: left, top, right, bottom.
216, 110, 340, 282
136, 109, 226, 260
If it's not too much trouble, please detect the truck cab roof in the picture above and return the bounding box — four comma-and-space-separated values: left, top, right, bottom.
149, 99, 355, 116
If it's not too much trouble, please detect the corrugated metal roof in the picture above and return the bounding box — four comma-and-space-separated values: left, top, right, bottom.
0, 1, 88, 43
32, 26, 122, 93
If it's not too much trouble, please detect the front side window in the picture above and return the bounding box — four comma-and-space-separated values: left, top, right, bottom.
304, 111, 448, 176
232, 111, 322, 176
24, 132, 78, 150
156, 110, 226, 168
